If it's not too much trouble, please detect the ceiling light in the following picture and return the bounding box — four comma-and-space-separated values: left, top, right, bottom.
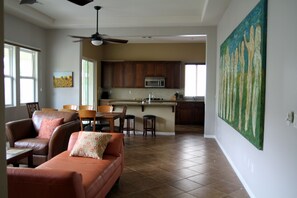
91, 39, 103, 46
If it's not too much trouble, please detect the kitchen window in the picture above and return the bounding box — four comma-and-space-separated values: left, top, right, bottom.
184, 64, 206, 97
4, 43, 38, 107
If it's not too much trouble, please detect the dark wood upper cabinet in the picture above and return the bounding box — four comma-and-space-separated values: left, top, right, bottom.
101, 61, 113, 88
101, 61, 181, 88
112, 62, 124, 88
123, 62, 135, 88
135, 63, 145, 88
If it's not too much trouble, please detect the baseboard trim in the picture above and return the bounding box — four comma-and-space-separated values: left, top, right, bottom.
214, 136, 255, 198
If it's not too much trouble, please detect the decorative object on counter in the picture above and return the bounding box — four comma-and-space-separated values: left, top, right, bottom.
143, 115, 156, 137
101, 91, 110, 99
218, 0, 267, 150
53, 72, 73, 88
124, 115, 136, 136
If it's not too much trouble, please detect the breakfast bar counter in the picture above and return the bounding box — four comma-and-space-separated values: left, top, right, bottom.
108, 100, 177, 133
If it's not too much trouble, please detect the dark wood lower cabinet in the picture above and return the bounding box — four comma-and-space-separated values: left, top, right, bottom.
175, 101, 205, 125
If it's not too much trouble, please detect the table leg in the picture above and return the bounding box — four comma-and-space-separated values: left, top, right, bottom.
108, 118, 114, 132
28, 153, 33, 168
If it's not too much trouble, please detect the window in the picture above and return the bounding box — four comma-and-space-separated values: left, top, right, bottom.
184, 64, 206, 97
81, 59, 95, 106
4, 43, 38, 107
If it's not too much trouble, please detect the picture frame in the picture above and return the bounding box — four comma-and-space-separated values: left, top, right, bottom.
218, 0, 267, 150
53, 71, 73, 88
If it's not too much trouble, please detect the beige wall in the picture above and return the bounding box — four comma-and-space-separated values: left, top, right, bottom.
82, 42, 206, 100
101, 43, 205, 62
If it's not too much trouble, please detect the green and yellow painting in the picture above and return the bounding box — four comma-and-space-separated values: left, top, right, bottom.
53, 72, 73, 88
218, 0, 267, 150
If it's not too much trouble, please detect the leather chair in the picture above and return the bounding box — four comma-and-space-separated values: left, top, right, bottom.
5, 111, 80, 166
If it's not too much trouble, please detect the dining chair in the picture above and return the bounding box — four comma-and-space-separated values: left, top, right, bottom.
97, 105, 113, 113
41, 108, 58, 112
79, 105, 93, 110
101, 105, 127, 133
78, 110, 97, 132
26, 102, 40, 118
96, 105, 114, 129
63, 104, 78, 111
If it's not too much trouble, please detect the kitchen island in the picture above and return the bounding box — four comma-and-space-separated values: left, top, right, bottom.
108, 100, 177, 133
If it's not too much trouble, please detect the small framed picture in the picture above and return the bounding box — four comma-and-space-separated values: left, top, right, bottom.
53, 72, 73, 88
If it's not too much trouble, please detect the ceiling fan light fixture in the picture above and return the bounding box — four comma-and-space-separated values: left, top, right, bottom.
67, 0, 93, 6
91, 39, 103, 46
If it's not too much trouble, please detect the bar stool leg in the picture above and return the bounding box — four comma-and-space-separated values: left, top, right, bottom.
126, 119, 130, 137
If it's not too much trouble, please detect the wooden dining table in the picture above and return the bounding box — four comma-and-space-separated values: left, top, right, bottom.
96, 112, 122, 132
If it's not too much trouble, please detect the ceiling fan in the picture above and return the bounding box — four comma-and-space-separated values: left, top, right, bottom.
20, 0, 39, 4
67, 0, 93, 6
70, 6, 128, 46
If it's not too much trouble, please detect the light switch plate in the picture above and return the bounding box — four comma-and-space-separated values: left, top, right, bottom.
293, 112, 297, 128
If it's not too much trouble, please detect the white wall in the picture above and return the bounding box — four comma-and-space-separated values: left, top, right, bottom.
4, 13, 47, 122
216, 0, 297, 197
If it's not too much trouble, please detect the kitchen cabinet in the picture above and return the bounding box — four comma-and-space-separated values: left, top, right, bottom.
101, 62, 113, 88
112, 62, 124, 88
101, 61, 181, 88
135, 63, 145, 88
175, 101, 204, 125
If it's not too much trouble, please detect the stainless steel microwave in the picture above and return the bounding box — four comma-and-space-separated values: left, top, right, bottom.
144, 77, 165, 88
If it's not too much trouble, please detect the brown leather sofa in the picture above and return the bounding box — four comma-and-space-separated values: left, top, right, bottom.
7, 132, 125, 198
6, 110, 80, 166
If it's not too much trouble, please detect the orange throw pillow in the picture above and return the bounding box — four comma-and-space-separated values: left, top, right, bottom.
37, 118, 64, 139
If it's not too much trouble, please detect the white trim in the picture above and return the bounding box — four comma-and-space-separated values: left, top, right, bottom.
214, 136, 255, 198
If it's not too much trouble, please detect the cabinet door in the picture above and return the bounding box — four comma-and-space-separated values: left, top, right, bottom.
112, 62, 124, 88
135, 62, 145, 88
165, 61, 181, 88
124, 62, 135, 88
101, 62, 113, 88
155, 62, 166, 77
145, 62, 156, 77
175, 102, 204, 125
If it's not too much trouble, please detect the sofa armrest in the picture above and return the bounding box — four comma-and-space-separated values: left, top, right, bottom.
7, 167, 85, 198
48, 120, 80, 159
5, 119, 35, 147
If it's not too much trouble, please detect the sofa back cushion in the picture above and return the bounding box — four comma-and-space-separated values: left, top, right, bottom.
32, 111, 78, 132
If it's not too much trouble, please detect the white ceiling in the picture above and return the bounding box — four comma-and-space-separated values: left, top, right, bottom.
4, 0, 231, 43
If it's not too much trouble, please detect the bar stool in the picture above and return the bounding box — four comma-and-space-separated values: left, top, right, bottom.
124, 114, 135, 136
143, 115, 156, 137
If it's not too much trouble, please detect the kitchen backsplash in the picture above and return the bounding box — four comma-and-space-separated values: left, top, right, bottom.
103, 88, 184, 100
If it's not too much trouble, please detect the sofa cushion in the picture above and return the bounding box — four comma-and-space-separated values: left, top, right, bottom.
70, 132, 112, 159
15, 138, 49, 155
37, 118, 64, 139
32, 111, 78, 132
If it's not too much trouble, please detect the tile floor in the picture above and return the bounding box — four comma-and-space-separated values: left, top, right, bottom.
107, 129, 249, 198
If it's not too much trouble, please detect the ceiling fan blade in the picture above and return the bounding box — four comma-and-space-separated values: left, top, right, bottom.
20, 0, 37, 4
103, 38, 128, 44
69, 35, 91, 39
67, 0, 93, 6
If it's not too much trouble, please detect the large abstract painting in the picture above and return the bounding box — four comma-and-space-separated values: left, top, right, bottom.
218, 0, 267, 150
